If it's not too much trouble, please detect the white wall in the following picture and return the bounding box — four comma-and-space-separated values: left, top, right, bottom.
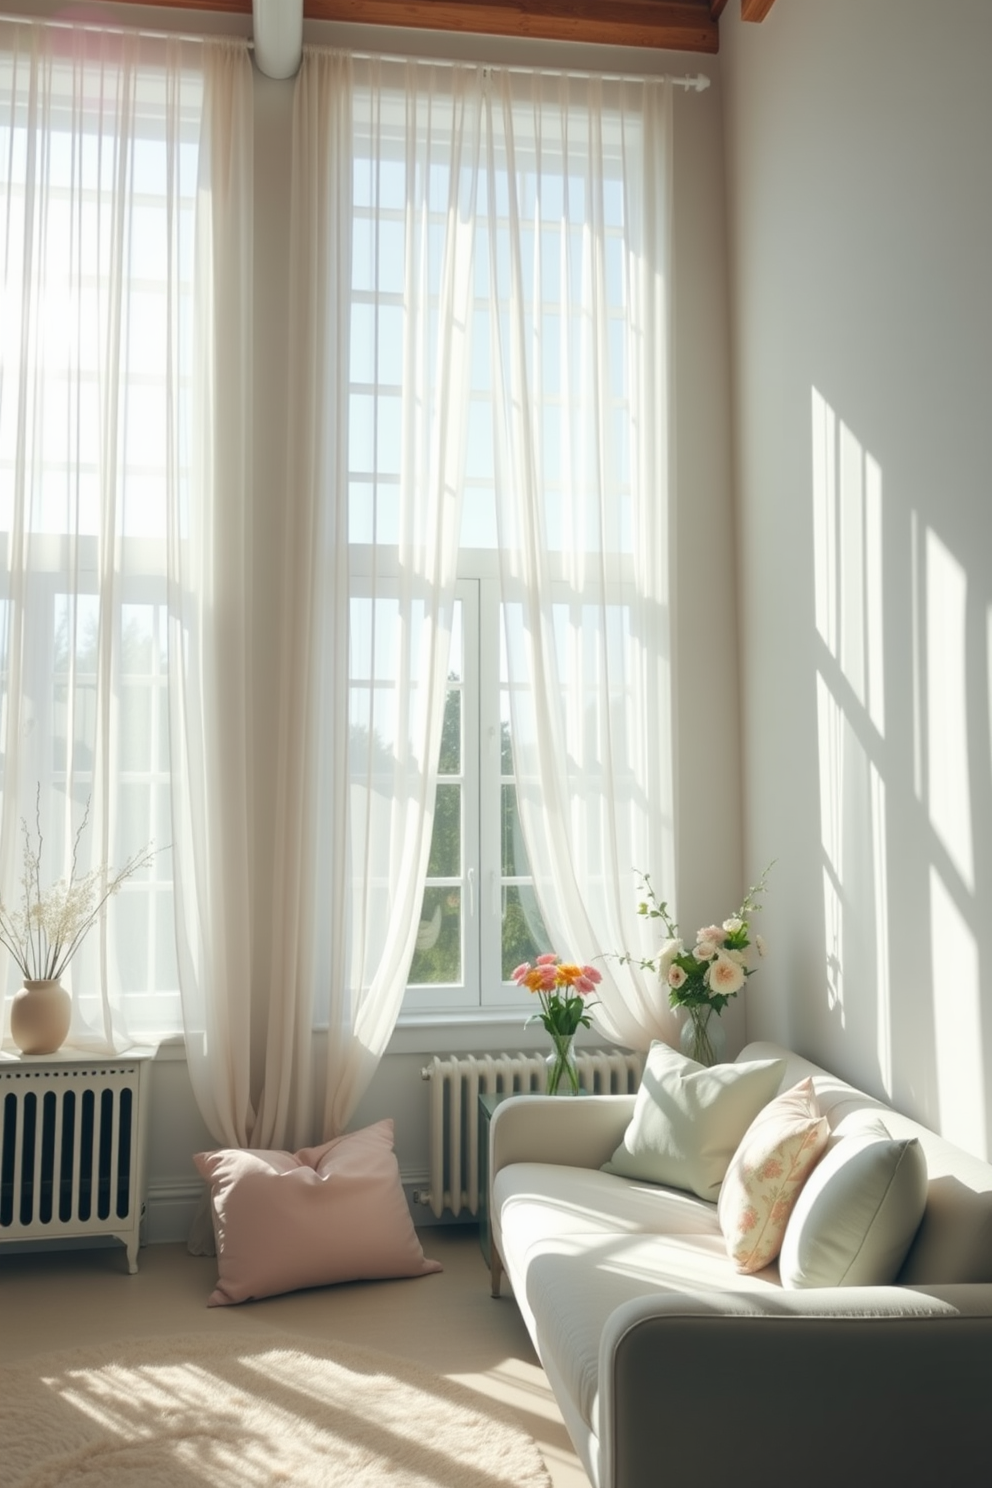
721, 0, 992, 1159
7, 4, 737, 1237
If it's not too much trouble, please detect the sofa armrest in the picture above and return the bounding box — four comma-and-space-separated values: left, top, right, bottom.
489, 1093, 635, 1177
600, 1285, 992, 1488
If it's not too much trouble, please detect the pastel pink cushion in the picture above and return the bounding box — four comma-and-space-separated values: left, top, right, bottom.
718, 1078, 829, 1274
194, 1119, 442, 1306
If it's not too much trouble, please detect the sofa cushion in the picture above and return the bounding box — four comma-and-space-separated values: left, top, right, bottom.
494, 1162, 723, 1248
718, 1077, 830, 1273
503, 1229, 780, 1440
602, 1042, 785, 1201
778, 1114, 928, 1288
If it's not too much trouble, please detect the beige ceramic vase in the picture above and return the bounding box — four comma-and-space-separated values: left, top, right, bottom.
10, 978, 72, 1056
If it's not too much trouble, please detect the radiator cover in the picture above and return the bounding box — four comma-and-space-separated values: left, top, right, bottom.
0, 1049, 153, 1273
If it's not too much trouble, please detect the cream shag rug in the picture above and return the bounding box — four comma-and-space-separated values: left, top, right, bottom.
0, 1332, 553, 1487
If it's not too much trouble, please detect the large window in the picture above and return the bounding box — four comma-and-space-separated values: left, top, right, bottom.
344, 62, 660, 1019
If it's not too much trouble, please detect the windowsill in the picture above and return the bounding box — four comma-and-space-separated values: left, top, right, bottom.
147, 1015, 608, 1061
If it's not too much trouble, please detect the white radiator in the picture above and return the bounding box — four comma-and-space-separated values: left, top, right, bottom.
0, 1052, 152, 1273
418, 1047, 644, 1218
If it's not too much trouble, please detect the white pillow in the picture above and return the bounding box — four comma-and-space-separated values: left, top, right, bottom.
602, 1042, 785, 1202
778, 1115, 928, 1288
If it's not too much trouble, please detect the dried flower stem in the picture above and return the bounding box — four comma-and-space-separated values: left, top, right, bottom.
0, 787, 158, 982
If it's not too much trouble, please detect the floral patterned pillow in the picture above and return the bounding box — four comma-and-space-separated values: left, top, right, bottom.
718, 1077, 829, 1274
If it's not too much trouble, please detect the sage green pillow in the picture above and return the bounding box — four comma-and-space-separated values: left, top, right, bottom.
778, 1115, 928, 1288
602, 1042, 785, 1201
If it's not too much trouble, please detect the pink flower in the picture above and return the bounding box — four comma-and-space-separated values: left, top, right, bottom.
667, 964, 687, 990
696, 925, 725, 947
536, 953, 559, 966
574, 965, 602, 994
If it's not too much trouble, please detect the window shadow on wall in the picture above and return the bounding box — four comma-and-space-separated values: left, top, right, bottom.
810, 385, 990, 1159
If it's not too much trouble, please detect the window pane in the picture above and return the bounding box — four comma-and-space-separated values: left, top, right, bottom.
427, 783, 460, 877
409, 885, 461, 985
501, 884, 549, 980
501, 782, 528, 877
438, 688, 461, 775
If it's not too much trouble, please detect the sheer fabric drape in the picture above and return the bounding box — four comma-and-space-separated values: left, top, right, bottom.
482, 71, 680, 1049
0, 22, 254, 1068
285, 53, 680, 1093
276, 51, 477, 1142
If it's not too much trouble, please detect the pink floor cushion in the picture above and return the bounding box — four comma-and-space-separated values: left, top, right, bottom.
194, 1118, 443, 1306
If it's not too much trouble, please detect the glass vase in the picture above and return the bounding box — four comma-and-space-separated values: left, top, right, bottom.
545, 1032, 581, 1095
679, 1004, 726, 1068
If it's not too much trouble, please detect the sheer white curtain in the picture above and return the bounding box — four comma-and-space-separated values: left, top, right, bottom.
483, 70, 680, 1049
274, 51, 478, 1142
0, 21, 254, 1070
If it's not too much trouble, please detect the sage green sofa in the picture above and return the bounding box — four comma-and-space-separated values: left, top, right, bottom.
489, 1041, 992, 1488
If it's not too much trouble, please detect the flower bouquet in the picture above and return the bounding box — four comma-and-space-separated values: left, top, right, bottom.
512, 953, 602, 1095
623, 865, 772, 1066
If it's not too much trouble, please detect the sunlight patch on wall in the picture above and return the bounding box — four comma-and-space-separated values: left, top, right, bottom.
815, 672, 891, 1067
870, 760, 891, 1089
822, 862, 844, 1024
811, 387, 885, 736
924, 529, 973, 891
930, 867, 986, 1157
813, 388, 890, 1072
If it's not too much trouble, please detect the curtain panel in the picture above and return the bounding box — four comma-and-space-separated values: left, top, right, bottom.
279, 51, 478, 1143
283, 48, 680, 1127
482, 70, 680, 1049
0, 22, 254, 1075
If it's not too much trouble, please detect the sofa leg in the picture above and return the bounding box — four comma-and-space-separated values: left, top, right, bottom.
490, 1243, 503, 1299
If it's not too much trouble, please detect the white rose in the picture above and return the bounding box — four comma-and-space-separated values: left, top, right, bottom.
723, 916, 743, 934
656, 937, 683, 974
708, 954, 745, 996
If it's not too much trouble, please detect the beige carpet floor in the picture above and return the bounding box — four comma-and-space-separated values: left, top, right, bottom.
0, 1229, 590, 1488
0, 1330, 553, 1487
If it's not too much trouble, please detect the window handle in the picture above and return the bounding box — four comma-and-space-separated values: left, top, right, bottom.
467, 866, 475, 917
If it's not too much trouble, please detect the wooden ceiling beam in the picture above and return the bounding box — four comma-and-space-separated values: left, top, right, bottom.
741, 0, 777, 19
99, 1, 719, 53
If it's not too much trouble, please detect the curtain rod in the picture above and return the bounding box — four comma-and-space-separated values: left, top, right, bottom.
306, 43, 710, 90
